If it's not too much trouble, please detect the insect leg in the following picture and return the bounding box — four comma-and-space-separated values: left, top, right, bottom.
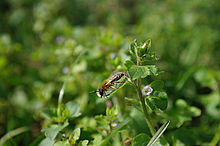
112, 81, 126, 83
105, 93, 111, 96
89, 90, 98, 94
110, 86, 118, 90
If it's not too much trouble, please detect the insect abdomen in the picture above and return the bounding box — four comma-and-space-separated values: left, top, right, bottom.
111, 72, 125, 82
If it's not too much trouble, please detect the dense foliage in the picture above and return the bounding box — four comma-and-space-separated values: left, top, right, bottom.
0, 0, 219, 145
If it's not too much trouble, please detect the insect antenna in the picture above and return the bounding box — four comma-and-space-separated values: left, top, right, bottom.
89, 90, 98, 94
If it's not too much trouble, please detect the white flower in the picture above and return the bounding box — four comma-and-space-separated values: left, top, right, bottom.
142, 85, 153, 96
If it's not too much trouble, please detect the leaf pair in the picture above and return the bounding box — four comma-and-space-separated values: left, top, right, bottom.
125, 60, 159, 80
145, 80, 168, 111
132, 121, 170, 146
39, 100, 82, 146
130, 39, 151, 57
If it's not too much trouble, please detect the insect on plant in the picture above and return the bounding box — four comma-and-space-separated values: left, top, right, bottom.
91, 71, 129, 98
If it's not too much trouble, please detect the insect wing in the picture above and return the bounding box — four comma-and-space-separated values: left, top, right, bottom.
105, 77, 128, 97
107, 71, 121, 81
104, 89, 116, 97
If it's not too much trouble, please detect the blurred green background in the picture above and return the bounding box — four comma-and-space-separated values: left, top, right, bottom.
0, 0, 219, 145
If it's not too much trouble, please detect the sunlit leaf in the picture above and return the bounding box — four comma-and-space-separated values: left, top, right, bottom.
126, 65, 158, 80
73, 128, 81, 141
38, 137, 54, 146
42, 122, 69, 140
78, 140, 89, 146
54, 140, 70, 146
65, 100, 81, 118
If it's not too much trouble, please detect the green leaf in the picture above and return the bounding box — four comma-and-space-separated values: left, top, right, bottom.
145, 39, 151, 51
79, 140, 89, 146
132, 133, 150, 146
176, 99, 187, 108
166, 99, 201, 128
106, 107, 111, 117
42, 122, 69, 140
145, 98, 157, 111
54, 140, 70, 146
39, 137, 54, 146
147, 91, 168, 110
41, 109, 57, 119
147, 121, 170, 146
150, 80, 164, 91
200, 92, 220, 119
148, 66, 159, 76
65, 100, 81, 118
91, 135, 103, 146
73, 128, 81, 141
129, 65, 150, 80
138, 39, 151, 56
109, 57, 122, 67
153, 91, 168, 110
130, 42, 136, 54
194, 68, 219, 87
127, 65, 158, 80
106, 107, 118, 117
153, 91, 168, 100
124, 60, 135, 69
146, 97, 167, 111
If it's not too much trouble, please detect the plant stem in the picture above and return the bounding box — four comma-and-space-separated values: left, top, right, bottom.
57, 83, 65, 117
136, 79, 156, 135
136, 58, 156, 136
0, 127, 29, 145
210, 126, 220, 146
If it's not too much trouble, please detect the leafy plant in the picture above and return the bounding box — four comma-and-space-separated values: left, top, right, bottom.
0, 0, 219, 145
38, 85, 86, 146
123, 39, 170, 145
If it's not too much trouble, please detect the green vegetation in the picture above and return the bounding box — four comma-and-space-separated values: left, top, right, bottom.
0, 0, 219, 145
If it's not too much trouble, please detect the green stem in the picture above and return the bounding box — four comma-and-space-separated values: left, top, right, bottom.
136, 58, 156, 136
136, 79, 156, 135
0, 127, 29, 145
210, 126, 220, 146
57, 83, 65, 117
